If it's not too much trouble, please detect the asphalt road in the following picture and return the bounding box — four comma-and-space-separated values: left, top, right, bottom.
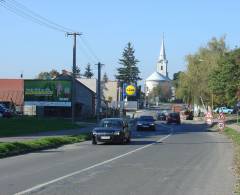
0, 119, 234, 195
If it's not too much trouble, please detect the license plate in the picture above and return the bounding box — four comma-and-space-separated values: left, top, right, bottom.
101, 136, 110, 140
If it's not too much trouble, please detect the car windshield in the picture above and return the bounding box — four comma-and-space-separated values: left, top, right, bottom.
139, 116, 154, 121
99, 119, 122, 128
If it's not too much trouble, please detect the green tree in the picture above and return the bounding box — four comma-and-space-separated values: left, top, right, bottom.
103, 72, 109, 83
75, 66, 81, 78
83, 63, 94, 78
115, 42, 141, 85
173, 71, 183, 89
209, 48, 240, 106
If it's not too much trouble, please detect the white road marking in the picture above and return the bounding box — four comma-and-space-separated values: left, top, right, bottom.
14, 133, 172, 195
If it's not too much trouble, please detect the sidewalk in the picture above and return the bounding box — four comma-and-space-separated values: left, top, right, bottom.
0, 123, 96, 143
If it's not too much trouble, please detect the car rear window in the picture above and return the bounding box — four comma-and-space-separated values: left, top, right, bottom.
170, 113, 179, 117
100, 119, 122, 128
139, 116, 154, 121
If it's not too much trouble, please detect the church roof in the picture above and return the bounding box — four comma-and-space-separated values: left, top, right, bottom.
146, 71, 171, 81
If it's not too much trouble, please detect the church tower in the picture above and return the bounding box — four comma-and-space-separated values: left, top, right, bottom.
156, 36, 168, 78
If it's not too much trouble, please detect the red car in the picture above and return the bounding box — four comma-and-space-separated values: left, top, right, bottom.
167, 112, 181, 124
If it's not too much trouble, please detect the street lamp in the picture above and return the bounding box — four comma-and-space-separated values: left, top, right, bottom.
198, 58, 214, 112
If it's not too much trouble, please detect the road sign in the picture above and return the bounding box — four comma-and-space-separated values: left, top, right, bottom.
125, 84, 136, 96
206, 118, 213, 125
218, 122, 225, 131
218, 113, 225, 120
205, 112, 213, 126
205, 112, 213, 118
217, 113, 225, 131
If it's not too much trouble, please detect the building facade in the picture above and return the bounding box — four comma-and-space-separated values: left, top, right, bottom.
55, 72, 96, 118
0, 79, 24, 113
78, 78, 119, 109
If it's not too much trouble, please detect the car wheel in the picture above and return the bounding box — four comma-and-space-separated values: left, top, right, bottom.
121, 137, 127, 144
92, 137, 97, 145
126, 136, 131, 143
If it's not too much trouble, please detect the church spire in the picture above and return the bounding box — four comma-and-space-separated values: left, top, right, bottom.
159, 33, 166, 61
156, 34, 168, 78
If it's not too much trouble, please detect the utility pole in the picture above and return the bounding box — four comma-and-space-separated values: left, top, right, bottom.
120, 83, 124, 118
67, 32, 81, 123
96, 62, 104, 122
211, 93, 214, 112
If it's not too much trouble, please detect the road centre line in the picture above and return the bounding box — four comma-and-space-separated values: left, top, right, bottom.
14, 133, 172, 195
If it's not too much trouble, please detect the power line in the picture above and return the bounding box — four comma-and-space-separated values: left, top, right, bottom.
0, 0, 73, 33
0, 1, 66, 32
76, 39, 97, 65
80, 36, 101, 62
0, 0, 102, 70
8, 0, 76, 32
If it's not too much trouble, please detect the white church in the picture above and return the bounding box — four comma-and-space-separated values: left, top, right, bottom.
145, 36, 174, 99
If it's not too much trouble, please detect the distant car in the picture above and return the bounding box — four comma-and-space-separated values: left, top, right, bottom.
214, 107, 233, 114
137, 115, 156, 131
92, 118, 131, 145
180, 110, 193, 120
157, 112, 167, 121
0, 105, 14, 118
167, 112, 181, 124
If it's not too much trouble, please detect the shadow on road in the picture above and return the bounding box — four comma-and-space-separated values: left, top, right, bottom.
96, 140, 157, 146
131, 121, 211, 140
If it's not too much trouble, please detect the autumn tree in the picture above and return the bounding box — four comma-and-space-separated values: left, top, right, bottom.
148, 83, 172, 104
37, 69, 60, 79
175, 36, 228, 106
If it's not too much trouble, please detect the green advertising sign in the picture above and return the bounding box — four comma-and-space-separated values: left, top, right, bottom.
24, 80, 71, 107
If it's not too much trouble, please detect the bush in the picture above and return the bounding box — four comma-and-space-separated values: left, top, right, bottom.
0, 134, 90, 158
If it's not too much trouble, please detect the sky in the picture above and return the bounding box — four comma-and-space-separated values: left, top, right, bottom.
0, 0, 240, 84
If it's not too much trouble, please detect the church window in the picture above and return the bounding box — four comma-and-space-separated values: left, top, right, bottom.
161, 66, 163, 70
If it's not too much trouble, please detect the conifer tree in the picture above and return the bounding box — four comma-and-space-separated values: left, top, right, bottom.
83, 63, 94, 78
103, 72, 108, 83
115, 42, 141, 84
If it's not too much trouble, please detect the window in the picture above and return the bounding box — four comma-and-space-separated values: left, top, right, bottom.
161, 66, 163, 70
100, 119, 123, 128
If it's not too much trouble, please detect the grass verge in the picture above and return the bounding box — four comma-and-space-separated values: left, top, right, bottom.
0, 133, 90, 158
0, 117, 84, 137
224, 127, 240, 194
